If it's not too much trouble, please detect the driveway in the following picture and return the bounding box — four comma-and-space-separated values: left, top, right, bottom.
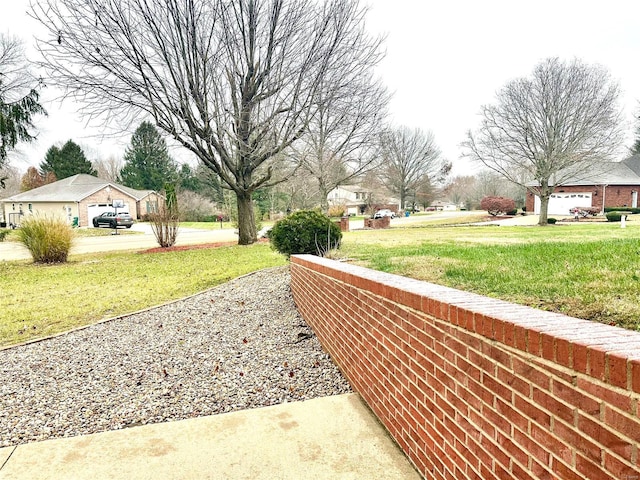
0, 225, 240, 262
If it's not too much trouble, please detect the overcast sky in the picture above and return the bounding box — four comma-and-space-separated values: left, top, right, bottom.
2, 0, 640, 175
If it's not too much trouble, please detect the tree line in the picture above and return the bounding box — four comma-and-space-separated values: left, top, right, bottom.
2, 0, 639, 237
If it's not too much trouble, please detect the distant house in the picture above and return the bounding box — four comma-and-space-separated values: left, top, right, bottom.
525, 155, 640, 215
1, 174, 162, 227
327, 185, 401, 215
327, 185, 374, 215
428, 200, 457, 211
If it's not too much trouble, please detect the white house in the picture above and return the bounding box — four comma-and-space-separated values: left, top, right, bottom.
327, 185, 374, 215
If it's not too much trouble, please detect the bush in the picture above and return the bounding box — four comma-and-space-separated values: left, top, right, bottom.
269, 210, 342, 258
328, 205, 346, 218
547, 218, 557, 224
606, 211, 624, 222
604, 207, 640, 214
480, 196, 516, 216
506, 209, 518, 216
0, 229, 10, 242
17, 215, 74, 263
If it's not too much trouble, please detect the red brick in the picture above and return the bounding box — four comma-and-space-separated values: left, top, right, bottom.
573, 342, 589, 374
509, 458, 536, 480
553, 419, 601, 463
497, 365, 530, 397
496, 432, 529, 465
577, 412, 633, 461
513, 426, 550, 465
602, 450, 640, 480
588, 346, 607, 381
530, 422, 572, 465
484, 343, 512, 368
512, 356, 551, 390
575, 452, 610, 480
632, 359, 640, 394
576, 377, 633, 413
532, 386, 574, 424
552, 379, 600, 416
514, 393, 551, 428
603, 405, 640, 444
607, 351, 630, 389
541, 332, 556, 362
483, 403, 513, 436
529, 457, 556, 480
496, 396, 528, 432
550, 457, 585, 480
514, 324, 528, 352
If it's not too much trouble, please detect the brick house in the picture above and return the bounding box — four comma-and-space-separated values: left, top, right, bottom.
525, 154, 640, 215
1, 174, 163, 227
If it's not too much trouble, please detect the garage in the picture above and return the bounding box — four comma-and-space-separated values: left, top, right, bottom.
87, 203, 131, 224
534, 192, 592, 215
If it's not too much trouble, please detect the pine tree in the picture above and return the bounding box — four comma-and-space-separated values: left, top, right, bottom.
120, 121, 177, 191
39, 140, 96, 180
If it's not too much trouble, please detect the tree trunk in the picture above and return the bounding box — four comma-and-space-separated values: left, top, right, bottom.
538, 189, 550, 225
237, 193, 257, 245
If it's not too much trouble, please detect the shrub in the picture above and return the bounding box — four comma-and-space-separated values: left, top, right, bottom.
328, 205, 346, 218
506, 208, 518, 216
547, 218, 557, 224
606, 211, 624, 222
17, 215, 74, 263
0, 229, 9, 242
269, 210, 342, 257
480, 196, 516, 216
604, 207, 640, 214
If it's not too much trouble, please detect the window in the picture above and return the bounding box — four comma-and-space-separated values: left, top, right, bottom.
28, 204, 32, 212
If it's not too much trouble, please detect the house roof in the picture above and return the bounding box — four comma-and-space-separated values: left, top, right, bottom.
526, 155, 640, 187
334, 184, 373, 194
2, 174, 156, 203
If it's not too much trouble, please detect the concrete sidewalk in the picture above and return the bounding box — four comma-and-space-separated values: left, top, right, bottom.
0, 393, 420, 480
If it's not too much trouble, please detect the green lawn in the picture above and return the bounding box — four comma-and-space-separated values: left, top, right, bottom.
338, 222, 640, 331
0, 244, 286, 347
3, 218, 639, 348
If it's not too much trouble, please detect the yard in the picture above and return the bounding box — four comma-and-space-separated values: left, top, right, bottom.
1, 218, 639, 348
338, 221, 640, 331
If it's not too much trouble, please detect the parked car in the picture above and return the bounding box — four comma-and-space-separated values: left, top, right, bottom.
92, 212, 134, 228
373, 209, 395, 219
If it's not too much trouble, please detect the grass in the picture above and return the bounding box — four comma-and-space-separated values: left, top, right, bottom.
0, 244, 285, 347
338, 222, 640, 331
3, 216, 639, 347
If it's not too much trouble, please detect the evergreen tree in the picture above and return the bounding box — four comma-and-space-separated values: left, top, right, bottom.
39, 140, 96, 180
120, 121, 177, 191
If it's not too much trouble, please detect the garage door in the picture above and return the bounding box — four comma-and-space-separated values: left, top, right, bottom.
534, 192, 592, 215
87, 203, 131, 223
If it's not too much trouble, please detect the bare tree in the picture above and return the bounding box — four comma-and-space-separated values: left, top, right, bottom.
0, 164, 22, 197
31, 0, 384, 244
296, 74, 389, 211
93, 155, 123, 182
381, 126, 450, 210
0, 34, 46, 180
442, 175, 476, 209
463, 57, 623, 225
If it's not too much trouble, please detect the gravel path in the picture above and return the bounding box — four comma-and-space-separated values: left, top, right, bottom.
0, 267, 351, 447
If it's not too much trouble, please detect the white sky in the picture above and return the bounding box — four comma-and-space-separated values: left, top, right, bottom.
2, 0, 640, 175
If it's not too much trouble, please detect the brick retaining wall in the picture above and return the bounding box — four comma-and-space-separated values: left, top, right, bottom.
290, 255, 640, 480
